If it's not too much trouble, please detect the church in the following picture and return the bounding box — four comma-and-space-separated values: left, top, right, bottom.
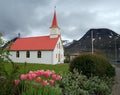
8, 9, 64, 64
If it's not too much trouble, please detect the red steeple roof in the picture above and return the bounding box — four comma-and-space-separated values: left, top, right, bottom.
50, 8, 59, 28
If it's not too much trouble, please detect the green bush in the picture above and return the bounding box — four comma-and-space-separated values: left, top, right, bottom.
0, 33, 20, 95
0, 60, 19, 95
60, 70, 89, 95
69, 53, 115, 78
60, 70, 113, 95
83, 76, 113, 95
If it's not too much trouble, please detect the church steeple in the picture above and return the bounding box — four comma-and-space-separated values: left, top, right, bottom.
50, 9, 59, 28
50, 7, 60, 38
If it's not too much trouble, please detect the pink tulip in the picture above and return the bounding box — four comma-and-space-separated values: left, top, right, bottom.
28, 74, 33, 80
27, 73, 36, 81
51, 70, 55, 75
32, 73, 37, 79
42, 80, 49, 86
36, 70, 44, 76
20, 74, 27, 80
43, 71, 51, 78
56, 75, 62, 81
31, 71, 36, 77
36, 77, 41, 83
14, 79, 19, 86
29, 71, 33, 74
49, 80, 54, 86
52, 74, 62, 81
33, 71, 38, 75
52, 74, 57, 80
45, 70, 52, 74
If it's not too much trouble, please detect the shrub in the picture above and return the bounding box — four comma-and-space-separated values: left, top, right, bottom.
60, 70, 89, 95
69, 53, 115, 78
0, 59, 19, 95
60, 70, 113, 95
0, 33, 20, 95
83, 76, 113, 95
64, 53, 70, 63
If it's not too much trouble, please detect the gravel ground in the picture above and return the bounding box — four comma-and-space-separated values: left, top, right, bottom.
112, 66, 120, 95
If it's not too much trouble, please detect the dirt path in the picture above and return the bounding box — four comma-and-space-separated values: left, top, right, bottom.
112, 66, 120, 95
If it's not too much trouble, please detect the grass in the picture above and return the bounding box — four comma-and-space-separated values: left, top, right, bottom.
4, 62, 69, 75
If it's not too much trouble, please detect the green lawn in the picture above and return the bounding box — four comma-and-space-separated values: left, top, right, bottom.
4, 62, 69, 74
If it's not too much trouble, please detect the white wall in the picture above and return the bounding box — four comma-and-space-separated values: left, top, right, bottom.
9, 51, 54, 64
53, 37, 64, 64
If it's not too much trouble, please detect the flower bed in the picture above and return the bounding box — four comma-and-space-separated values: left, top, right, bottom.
14, 69, 62, 95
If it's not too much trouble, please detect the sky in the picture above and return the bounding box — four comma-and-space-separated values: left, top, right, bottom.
0, 0, 120, 41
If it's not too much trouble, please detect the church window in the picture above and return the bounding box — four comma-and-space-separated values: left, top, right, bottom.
56, 54, 57, 58
57, 43, 60, 49
37, 51, 41, 58
26, 51, 30, 58
58, 53, 60, 62
59, 43, 60, 49
16, 51, 19, 58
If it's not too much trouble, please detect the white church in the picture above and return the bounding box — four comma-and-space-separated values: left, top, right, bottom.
8, 9, 64, 64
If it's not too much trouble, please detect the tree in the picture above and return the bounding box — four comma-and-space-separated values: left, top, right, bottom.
0, 33, 20, 95
0, 33, 3, 55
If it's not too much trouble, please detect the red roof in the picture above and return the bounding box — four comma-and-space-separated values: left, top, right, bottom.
50, 9, 59, 28
10, 36, 59, 50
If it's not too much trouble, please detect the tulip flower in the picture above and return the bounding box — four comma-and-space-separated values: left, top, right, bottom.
20, 74, 27, 80
27, 73, 36, 81
14, 79, 19, 86
36, 77, 41, 83
52, 74, 62, 81
43, 71, 51, 78
29, 71, 33, 73
51, 70, 55, 75
49, 80, 54, 86
42, 80, 49, 86
36, 70, 44, 76
56, 75, 62, 81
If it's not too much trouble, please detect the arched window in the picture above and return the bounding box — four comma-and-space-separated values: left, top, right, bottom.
26, 51, 30, 58
16, 51, 19, 58
58, 53, 60, 62
37, 51, 41, 58
59, 43, 60, 49
56, 54, 57, 58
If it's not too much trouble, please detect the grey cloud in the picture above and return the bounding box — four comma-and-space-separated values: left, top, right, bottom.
56, 0, 120, 40
0, 0, 120, 41
0, 0, 50, 39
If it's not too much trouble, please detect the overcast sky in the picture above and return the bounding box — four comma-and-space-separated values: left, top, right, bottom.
0, 0, 120, 41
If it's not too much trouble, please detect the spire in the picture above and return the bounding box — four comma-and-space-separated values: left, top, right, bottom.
50, 7, 60, 38
50, 7, 59, 28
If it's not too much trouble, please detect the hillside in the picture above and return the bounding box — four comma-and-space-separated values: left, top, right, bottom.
65, 28, 120, 60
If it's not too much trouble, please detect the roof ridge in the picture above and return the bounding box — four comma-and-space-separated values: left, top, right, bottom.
19, 35, 49, 39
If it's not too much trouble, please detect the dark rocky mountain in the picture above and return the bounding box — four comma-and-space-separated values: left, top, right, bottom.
65, 28, 120, 60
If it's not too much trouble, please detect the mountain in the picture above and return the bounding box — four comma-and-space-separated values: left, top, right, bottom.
65, 28, 120, 60
62, 40, 74, 47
